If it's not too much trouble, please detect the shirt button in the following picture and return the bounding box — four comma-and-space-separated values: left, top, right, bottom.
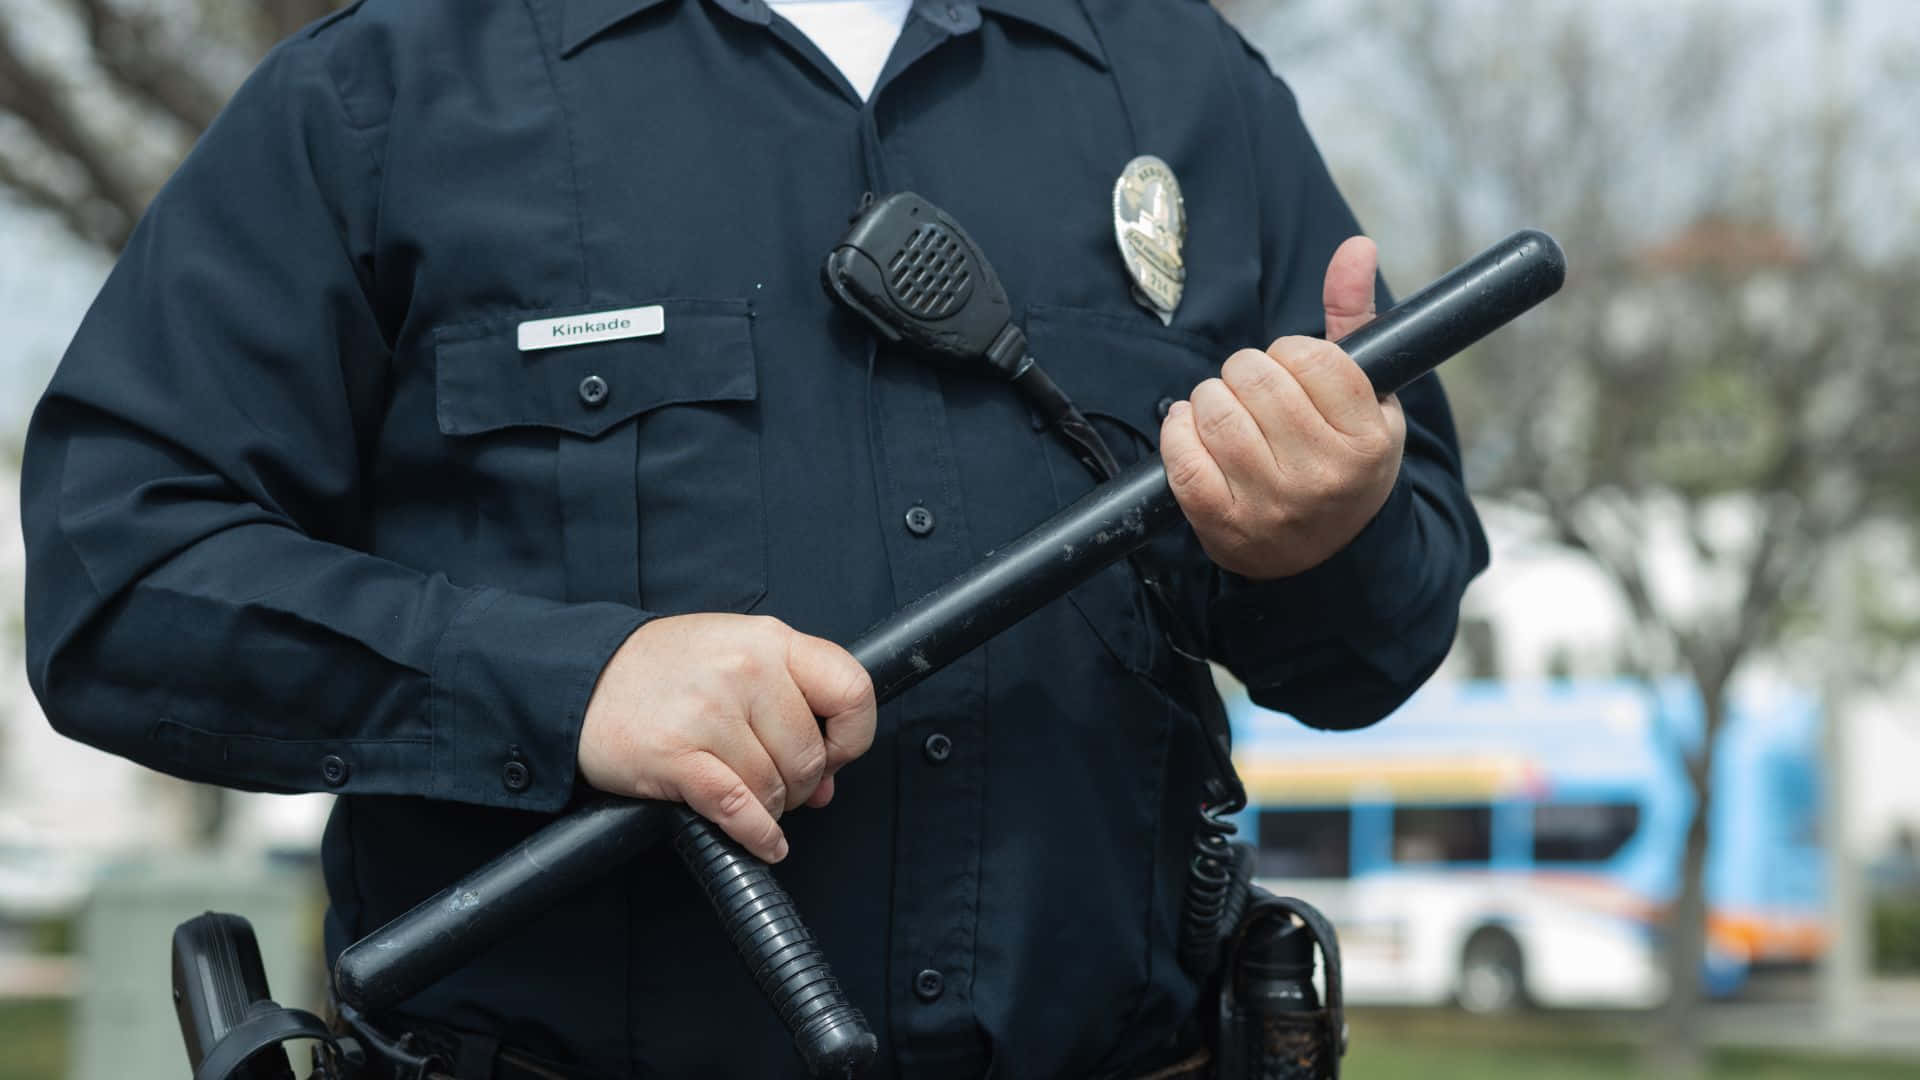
914, 968, 944, 1002
578, 374, 609, 408
903, 505, 936, 537
502, 757, 532, 794
922, 733, 952, 764
320, 754, 350, 788
1156, 396, 1176, 420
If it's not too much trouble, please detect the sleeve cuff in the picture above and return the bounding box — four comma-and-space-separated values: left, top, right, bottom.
428, 588, 651, 812
1209, 470, 1428, 685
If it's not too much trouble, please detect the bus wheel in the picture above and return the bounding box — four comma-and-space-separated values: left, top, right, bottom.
1458, 927, 1526, 1014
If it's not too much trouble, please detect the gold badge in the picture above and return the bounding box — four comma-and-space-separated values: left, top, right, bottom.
1112, 155, 1187, 326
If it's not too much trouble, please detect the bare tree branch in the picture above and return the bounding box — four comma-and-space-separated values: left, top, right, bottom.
260, 0, 346, 46
0, 0, 348, 254
73, 0, 225, 134
0, 143, 105, 242
0, 23, 141, 244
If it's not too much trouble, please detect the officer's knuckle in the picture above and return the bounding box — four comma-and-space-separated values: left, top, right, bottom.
713, 777, 758, 819
792, 742, 828, 787
1221, 349, 1279, 395
1306, 459, 1350, 500
1273, 337, 1338, 379
718, 647, 763, 680
1165, 449, 1211, 497
741, 753, 783, 799
1276, 494, 1314, 530
837, 664, 875, 714
1347, 423, 1395, 462
831, 713, 876, 759
1265, 334, 1310, 360
844, 724, 876, 758
1195, 401, 1243, 444
676, 758, 735, 806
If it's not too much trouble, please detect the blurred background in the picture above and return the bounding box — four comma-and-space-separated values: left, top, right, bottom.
0, 0, 1916, 1077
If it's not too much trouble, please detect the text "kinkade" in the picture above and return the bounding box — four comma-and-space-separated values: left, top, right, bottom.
553, 316, 631, 338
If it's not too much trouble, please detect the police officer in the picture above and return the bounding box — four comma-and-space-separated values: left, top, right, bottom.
21, 1, 1487, 1076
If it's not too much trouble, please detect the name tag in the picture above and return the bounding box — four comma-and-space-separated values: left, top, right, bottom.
517, 305, 665, 351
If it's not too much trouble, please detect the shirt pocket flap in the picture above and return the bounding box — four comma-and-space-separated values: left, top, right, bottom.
1023, 304, 1220, 448
434, 299, 756, 439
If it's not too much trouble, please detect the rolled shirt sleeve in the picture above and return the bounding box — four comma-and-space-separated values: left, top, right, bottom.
20, 34, 648, 812
1203, 23, 1490, 730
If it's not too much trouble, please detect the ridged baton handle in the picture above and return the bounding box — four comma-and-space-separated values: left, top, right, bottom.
668, 806, 876, 1076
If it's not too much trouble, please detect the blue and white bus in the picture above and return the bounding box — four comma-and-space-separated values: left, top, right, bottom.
1227, 679, 1825, 1011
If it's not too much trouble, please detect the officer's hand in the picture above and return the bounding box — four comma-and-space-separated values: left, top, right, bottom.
578, 614, 876, 863
1159, 236, 1406, 581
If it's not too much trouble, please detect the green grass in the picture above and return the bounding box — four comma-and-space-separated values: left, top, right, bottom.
1348, 1040, 1918, 1079
0, 999, 66, 1080
1346, 1009, 1919, 1079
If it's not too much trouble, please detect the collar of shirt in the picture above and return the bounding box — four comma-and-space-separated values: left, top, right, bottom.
558, 0, 1107, 69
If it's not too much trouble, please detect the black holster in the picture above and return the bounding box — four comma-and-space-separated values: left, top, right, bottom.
1209, 883, 1346, 1080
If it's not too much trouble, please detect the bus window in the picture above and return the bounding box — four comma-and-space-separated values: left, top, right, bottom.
1531, 802, 1641, 863
1256, 809, 1351, 879
1392, 805, 1492, 865
1766, 753, 1822, 850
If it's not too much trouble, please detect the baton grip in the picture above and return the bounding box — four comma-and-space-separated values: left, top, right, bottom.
670, 808, 876, 1077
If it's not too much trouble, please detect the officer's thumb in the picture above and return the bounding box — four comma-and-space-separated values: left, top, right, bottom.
1322, 235, 1379, 342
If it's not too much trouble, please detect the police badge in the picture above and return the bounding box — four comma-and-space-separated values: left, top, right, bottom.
1112, 155, 1187, 325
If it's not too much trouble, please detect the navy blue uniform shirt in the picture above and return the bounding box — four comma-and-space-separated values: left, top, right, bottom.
21, 1, 1488, 1075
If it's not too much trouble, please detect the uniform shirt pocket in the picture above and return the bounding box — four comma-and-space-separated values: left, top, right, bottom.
433, 298, 766, 614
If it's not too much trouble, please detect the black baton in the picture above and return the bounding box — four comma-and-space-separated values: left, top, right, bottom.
334, 229, 1566, 1077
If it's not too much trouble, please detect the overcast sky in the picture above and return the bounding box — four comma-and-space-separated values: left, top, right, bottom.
1248, 0, 1919, 279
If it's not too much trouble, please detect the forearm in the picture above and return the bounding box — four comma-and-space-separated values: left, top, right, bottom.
27, 510, 649, 810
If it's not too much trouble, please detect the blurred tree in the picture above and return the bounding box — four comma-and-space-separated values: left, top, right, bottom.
1232, 0, 1920, 1073
0, 0, 346, 843
0, 0, 344, 252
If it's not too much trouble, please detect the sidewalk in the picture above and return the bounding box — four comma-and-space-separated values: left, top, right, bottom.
1704, 977, 1920, 1060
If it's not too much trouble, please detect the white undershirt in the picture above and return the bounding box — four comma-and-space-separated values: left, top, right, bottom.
766, 0, 914, 101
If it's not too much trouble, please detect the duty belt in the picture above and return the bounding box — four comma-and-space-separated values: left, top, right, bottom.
326, 1005, 590, 1080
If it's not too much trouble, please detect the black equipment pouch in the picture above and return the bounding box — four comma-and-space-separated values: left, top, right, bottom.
1212, 891, 1345, 1080
172, 912, 348, 1080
